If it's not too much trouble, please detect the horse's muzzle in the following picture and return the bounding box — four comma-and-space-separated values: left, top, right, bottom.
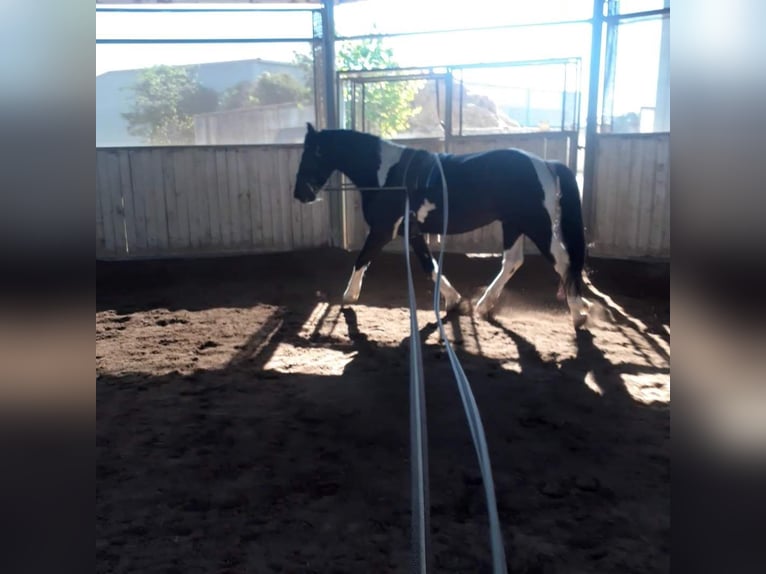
294, 179, 317, 203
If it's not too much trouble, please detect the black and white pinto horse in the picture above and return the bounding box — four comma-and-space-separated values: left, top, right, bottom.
293, 123, 589, 329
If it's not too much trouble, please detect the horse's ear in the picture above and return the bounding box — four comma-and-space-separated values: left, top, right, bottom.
306, 122, 316, 134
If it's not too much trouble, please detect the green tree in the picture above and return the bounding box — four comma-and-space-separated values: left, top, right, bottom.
336, 36, 422, 137
122, 65, 218, 145
220, 73, 312, 111
254, 72, 311, 106
219, 80, 260, 111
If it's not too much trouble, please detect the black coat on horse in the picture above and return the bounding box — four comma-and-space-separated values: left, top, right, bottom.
293, 123, 589, 329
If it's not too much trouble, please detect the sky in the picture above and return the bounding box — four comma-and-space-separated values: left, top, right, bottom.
96, 1, 666, 117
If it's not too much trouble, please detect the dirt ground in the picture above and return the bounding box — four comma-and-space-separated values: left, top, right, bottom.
97, 247, 670, 574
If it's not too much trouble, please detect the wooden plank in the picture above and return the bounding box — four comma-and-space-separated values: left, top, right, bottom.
225, 149, 243, 248
635, 137, 657, 255
110, 151, 127, 254
96, 157, 108, 255
594, 138, 616, 255
215, 149, 232, 249
172, 149, 192, 252
162, 149, 181, 252
173, 149, 197, 251
130, 151, 150, 252
289, 151, 303, 250
184, 148, 200, 250
261, 148, 277, 249
119, 150, 141, 254
148, 149, 170, 252
624, 138, 644, 255
293, 149, 313, 249
248, 149, 270, 250
652, 136, 670, 256
197, 148, 213, 249
260, 148, 278, 249
614, 137, 634, 254
106, 151, 127, 256
659, 136, 670, 256
281, 148, 299, 249
186, 148, 205, 249
128, 150, 151, 254
204, 148, 222, 251
96, 152, 115, 255
235, 149, 254, 250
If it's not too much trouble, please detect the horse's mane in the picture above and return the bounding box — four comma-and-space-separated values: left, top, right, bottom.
321, 128, 382, 150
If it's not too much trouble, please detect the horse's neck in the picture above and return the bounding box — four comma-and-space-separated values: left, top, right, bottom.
329, 130, 385, 189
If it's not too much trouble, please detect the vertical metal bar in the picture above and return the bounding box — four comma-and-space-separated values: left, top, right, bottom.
582, 0, 605, 241
525, 88, 531, 126
654, 0, 670, 132
561, 63, 568, 131
458, 71, 464, 137
351, 82, 357, 130
444, 70, 453, 152
322, 1, 337, 130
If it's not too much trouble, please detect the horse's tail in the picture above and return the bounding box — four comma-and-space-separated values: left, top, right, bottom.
552, 161, 586, 296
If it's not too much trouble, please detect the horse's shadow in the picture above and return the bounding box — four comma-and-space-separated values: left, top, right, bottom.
98, 302, 669, 574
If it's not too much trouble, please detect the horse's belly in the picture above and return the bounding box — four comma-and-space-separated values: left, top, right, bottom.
421, 207, 497, 235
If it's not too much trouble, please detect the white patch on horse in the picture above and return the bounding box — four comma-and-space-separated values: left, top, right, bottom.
416, 199, 436, 223
520, 150, 587, 328
342, 264, 368, 304
392, 215, 404, 240
377, 140, 406, 188
430, 258, 462, 311
520, 152, 569, 277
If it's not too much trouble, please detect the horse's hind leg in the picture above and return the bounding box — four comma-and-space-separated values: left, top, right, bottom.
342, 231, 390, 305
524, 220, 589, 329
408, 221, 462, 311
474, 224, 524, 317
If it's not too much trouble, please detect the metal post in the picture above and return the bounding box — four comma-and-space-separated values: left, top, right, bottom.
322, 1, 337, 129
321, 1, 346, 248
582, 0, 605, 244
444, 71, 453, 152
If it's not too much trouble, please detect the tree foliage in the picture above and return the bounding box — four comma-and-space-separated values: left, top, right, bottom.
254, 72, 312, 106
336, 37, 422, 138
219, 80, 260, 111
219, 72, 311, 111
122, 65, 218, 145
123, 37, 420, 144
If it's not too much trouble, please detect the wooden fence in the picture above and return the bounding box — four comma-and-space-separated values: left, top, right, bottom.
587, 133, 670, 259
97, 132, 669, 261
96, 145, 330, 259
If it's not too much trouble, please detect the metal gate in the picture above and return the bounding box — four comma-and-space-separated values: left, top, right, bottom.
337, 60, 582, 255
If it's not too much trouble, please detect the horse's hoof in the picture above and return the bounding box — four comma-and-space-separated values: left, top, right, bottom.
473, 302, 491, 319
573, 313, 588, 330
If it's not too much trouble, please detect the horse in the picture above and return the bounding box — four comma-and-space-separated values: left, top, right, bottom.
293, 123, 589, 329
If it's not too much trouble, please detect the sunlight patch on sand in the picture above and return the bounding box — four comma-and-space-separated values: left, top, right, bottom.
621, 373, 670, 404
583, 371, 604, 396
264, 343, 358, 376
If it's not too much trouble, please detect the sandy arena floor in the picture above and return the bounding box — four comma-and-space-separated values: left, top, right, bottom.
97, 248, 669, 573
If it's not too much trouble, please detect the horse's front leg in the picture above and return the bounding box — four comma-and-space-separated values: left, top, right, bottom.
474, 233, 524, 317
342, 230, 391, 305
408, 219, 462, 312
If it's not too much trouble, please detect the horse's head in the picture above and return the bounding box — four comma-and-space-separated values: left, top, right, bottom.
294, 123, 335, 203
